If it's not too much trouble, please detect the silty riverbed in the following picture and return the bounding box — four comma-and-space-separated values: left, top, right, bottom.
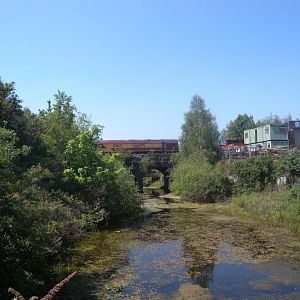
57, 198, 300, 299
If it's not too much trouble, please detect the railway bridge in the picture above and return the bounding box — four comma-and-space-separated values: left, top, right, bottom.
124, 153, 174, 192
98, 139, 179, 192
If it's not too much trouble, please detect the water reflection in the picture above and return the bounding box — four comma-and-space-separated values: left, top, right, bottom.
58, 202, 300, 299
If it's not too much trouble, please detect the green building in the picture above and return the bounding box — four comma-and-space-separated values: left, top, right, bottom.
244, 124, 289, 150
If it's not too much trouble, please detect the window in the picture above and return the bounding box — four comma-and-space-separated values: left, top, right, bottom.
245, 132, 249, 139
265, 127, 269, 134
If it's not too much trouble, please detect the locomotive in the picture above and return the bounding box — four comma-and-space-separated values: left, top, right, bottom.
98, 139, 179, 153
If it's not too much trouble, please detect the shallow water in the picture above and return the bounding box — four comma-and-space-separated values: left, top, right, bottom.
58, 200, 300, 299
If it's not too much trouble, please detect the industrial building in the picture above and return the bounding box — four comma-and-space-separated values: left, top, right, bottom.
244, 121, 300, 151
244, 124, 289, 150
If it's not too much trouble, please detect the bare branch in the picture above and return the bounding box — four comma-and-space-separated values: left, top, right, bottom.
40, 271, 77, 300
8, 271, 77, 300
8, 288, 26, 300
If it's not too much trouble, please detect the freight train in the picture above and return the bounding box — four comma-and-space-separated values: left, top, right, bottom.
98, 139, 179, 153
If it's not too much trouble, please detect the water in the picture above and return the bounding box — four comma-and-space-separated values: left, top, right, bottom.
59, 201, 300, 299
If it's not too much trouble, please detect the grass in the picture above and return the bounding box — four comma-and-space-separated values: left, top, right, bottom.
231, 189, 300, 234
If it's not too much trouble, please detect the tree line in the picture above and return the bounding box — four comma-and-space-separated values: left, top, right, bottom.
170, 94, 300, 201
0, 79, 142, 298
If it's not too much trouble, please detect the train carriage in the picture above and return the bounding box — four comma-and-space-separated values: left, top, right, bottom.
98, 139, 179, 153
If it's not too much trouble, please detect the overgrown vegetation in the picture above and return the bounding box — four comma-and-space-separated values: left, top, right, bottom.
170, 95, 230, 202
0, 78, 141, 298
229, 155, 276, 194
170, 156, 232, 202
230, 152, 300, 233
170, 94, 300, 237
232, 179, 300, 233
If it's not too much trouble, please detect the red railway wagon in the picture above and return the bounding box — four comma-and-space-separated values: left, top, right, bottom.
98, 139, 179, 153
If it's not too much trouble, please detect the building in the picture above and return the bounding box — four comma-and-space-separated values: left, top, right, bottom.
244, 124, 289, 151
288, 121, 300, 149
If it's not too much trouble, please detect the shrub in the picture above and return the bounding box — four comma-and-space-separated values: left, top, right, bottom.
288, 178, 300, 201
229, 155, 276, 195
107, 168, 142, 219
276, 149, 300, 185
170, 158, 232, 203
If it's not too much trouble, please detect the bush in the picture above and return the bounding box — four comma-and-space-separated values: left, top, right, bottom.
276, 149, 300, 185
229, 155, 276, 195
288, 178, 300, 200
170, 158, 232, 203
0, 187, 79, 298
64, 130, 142, 227
107, 168, 142, 219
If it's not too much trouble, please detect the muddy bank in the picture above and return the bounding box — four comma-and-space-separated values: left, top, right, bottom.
57, 201, 300, 299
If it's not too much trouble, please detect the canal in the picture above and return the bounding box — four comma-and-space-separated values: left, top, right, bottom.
57, 198, 300, 299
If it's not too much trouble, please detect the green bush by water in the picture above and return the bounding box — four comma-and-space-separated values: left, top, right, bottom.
170, 158, 232, 203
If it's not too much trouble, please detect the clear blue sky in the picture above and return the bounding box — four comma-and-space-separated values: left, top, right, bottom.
1, 0, 299, 139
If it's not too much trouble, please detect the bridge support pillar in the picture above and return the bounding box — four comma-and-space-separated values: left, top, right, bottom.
160, 174, 170, 193
131, 166, 144, 193
136, 173, 144, 193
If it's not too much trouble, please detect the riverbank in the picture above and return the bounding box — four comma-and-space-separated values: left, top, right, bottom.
56, 198, 300, 299
231, 187, 300, 235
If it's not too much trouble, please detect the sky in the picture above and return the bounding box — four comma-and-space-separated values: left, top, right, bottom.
1, 0, 300, 139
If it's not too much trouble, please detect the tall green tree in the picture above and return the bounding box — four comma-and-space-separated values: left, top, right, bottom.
224, 114, 255, 141
0, 79, 23, 131
180, 95, 219, 163
39, 90, 79, 169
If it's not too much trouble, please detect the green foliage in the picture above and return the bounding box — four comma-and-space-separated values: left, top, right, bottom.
229, 155, 276, 194
171, 95, 230, 202
0, 165, 80, 297
256, 113, 292, 127
64, 128, 121, 187
39, 90, 79, 168
0, 127, 21, 167
224, 114, 255, 140
231, 187, 300, 233
180, 95, 219, 164
108, 168, 142, 219
0, 79, 24, 138
64, 128, 142, 227
0, 78, 142, 297
139, 154, 153, 173
276, 149, 300, 184
170, 157, 232, 203
288, 178, 300, 201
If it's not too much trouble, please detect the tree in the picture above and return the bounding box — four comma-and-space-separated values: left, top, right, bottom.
256, 113, 292, 127
224, 114, 255, 141
0, 79, 23, 132
180, 95, 219, 163
39, 90, 79, 169
64, 127, 141, 227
